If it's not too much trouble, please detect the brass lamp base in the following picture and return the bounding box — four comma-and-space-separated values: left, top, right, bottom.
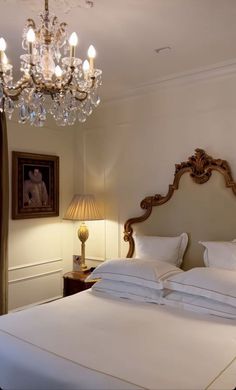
80, 261, 88, 271
78, 222, 89, 270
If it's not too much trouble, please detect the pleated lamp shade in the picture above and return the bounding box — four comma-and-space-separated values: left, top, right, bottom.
64, 194, 102, 221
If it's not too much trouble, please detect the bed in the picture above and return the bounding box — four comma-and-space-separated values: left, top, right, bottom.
1, 148, 236, 390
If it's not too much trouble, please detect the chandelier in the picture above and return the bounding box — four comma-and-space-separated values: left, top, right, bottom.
0, 0, 102, 126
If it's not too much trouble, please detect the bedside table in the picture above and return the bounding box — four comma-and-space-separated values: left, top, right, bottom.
63, 269, 97, 297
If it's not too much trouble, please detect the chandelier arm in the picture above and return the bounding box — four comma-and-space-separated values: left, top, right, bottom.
0, 71, 4, 83
26, 18, 36, 29
4, 77, 31, 91
3, 89, 21, 101
59, 22, 67, 33
28, 71, 57, 94
0, 73, 31, 101
74, 93, 88, 102
2, 82, 30, 101
68, 76, 96, 100
61, 67, 75, 89
29, 70, 43, 87
52, 16, 58, 26
91, 76, 96, 88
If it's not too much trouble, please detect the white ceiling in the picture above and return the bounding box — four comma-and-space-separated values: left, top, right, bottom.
1, 0, 236, 101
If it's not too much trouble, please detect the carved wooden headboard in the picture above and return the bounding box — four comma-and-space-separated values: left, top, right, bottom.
124, 149, 236, 269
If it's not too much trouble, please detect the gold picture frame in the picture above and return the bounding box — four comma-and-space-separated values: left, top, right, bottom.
12, 151, 59, 219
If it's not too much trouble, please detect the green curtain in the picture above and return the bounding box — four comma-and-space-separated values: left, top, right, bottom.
0, 111, 9, 315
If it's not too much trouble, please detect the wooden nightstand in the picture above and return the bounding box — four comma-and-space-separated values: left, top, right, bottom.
63, 269, 97, 297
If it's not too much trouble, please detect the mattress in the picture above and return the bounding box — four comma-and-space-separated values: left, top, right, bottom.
0, 290, 235, 390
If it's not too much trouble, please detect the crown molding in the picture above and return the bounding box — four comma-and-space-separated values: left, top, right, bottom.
103, 58, 236, 105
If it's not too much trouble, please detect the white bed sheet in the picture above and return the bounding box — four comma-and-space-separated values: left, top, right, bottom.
0, 290, 235, 390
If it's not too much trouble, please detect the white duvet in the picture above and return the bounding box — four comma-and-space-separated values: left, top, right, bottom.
0, 290, 236, 390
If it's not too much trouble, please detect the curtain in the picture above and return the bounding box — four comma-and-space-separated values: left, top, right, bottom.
0, 111, 9, 315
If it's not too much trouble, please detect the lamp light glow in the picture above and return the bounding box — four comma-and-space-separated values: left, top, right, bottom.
26, 28, 36, 43
2, 52, 8, 65
55, 65, 63, 78
83, 59, 90, 72
88, 45, 96, 73
64, 194, 102, 271
0, 38, 7, 51
88, 45, 96, 59
69, 32, 78, 47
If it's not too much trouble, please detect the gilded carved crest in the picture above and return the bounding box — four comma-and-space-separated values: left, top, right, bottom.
175, 148, 231, 184
124, 149, 236, 258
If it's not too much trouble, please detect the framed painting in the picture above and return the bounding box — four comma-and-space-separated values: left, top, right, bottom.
12, 151, 59, 219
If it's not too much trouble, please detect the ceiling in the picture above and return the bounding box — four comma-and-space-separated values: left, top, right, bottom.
1, 0, 236, 101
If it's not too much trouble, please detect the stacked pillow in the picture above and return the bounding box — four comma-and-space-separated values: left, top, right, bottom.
86, 233, 188, 303
163, 267, 236, 319
87, 236, 236, 319
162, 240, 236, 319
86, 258, 183, 304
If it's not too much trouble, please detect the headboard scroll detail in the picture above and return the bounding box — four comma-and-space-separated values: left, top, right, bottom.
124, 148, 236, 258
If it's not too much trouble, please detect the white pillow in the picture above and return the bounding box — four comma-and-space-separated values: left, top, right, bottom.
199, 240, 236, 270
162, 291, 236, 319
92, 279, 162, 303
134, 233, 188, 266
86, 258, 183, 290
164, 267, 236, 307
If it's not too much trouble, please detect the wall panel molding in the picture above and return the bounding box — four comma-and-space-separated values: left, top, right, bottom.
8, 257, 63, 272
86, 256, 104, 262
9, 269, 63, 284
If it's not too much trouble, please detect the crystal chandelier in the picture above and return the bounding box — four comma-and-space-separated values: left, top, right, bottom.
0, 0, 102, 126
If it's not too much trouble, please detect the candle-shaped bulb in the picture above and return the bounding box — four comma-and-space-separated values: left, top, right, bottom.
69, 32, 78, 47
88, 45, 96, 59
69, 32, 78, 60
0, 37, 7, 51
83, 60, 90, 80
27, 28, 36, 43
87, 45, 96, 73
55, 65, 63, 78
2, 52, 8, 65
83, 59, 90, 73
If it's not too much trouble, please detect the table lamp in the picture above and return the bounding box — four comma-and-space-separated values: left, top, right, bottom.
64, 194, 102, 270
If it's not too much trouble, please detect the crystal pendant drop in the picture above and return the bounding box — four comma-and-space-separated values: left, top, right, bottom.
78, 111, 87, 123
33, 116, 44, 127
90, 92, 100, 107
19, 104, 28, 123
63, 110, 69, 124
39, 104, 46, 121
67, 110, 76, 126
56, 117, 66, 127
5, 97, 14, 119
82, 99, 93, 116
29, 109, 36, 125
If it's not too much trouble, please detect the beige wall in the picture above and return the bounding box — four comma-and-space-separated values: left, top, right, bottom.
8, 65, 236, 310
80, 67, 236, 262
7, 120, 77, 310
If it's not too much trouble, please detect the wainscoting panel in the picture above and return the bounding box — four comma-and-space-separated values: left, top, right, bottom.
8, 259, 63, 311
